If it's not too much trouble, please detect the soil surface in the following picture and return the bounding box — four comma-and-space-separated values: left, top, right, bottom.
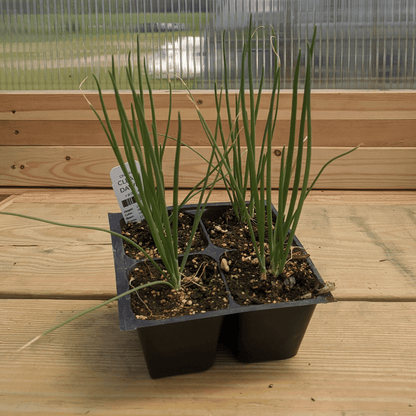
121, 211, 207, 259
203, 206, 330, 306
123, 205, 332, 320
128, 255, 230, 320
221, 250, 322, 306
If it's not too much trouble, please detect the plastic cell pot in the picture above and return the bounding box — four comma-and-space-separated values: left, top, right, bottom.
201, 202, 334, 364
219, 297, 320, 363
108, 212, 234, 379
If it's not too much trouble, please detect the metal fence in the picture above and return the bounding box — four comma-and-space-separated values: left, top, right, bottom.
1, 0, 415, 90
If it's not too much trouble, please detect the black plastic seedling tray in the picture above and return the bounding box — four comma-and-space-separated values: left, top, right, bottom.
108, 202, 333, 378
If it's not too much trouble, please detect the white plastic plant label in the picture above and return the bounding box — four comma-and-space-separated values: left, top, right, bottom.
110, 161, 144, 223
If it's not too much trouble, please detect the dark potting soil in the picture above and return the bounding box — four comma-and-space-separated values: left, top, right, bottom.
204, 207, 329, 306
121, 211, 207, 259
220, 250, 323, 306
128, 255, 230, 320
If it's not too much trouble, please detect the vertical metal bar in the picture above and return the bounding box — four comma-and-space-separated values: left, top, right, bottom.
80, 0, 87, 81
296, 0, 300, 63
207, 0, 211, 89
170, 0, 174, 87
397, 0, 402, 88
403, 0, 409, 85
115, 0, 120, 85
45, 0, 53, 88
339, 0, 344, 87
212, 0, 217, 87
53, 0, 60, 89
86, 0, 93, 88
360, 0, 364, 87
73, 0, 78, 88
40, 0, 48, 88
233, 0, 238, 89
0, 1, 6, 89
346, 0, 351, 88
412, 0, 416, 87
364, 0, 369, 87
191, 0, 196, 89
59, 0, 66, 89
157, 0, 162, 89
261, 0, 266, 86
164, 0, 169, 87
93, 0, 99, 86
353, 0, 358, 88
269, 0, 274, 88
310, 0, 316, 87
16, 0, 23, 88
128, 0, 133, 72
178, 0, 183, 81
324, 0, 329, 88
103, 0, 108, 88
332, 0, 337, 88
108, 0, 113, 83
254, 0, 259, 83
8, 0, 13, 88
184, 0, 188, 86
66, 0, 73, 88
380, 0, 386, 88
117, 1, 128, 88
11, 0, 20, 89
282, 0, 287, 89
149, 0, 155, 86
198, 0, 202, 89
228, 0, 232, 87
370, 0, 378, 88
25, 0, 34, 89
121, 0, 126, 88
136, 0, 141, 84
387, 0, 392, 88
18, 0, 28, 89
317, 0, 322, 89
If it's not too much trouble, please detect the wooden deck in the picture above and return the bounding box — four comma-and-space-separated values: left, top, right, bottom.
1, 188, 415, 415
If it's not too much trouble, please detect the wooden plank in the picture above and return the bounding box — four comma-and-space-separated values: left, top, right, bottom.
0, 300, 415, 415
0, 203, 119, 245
1, 198, 415, 300
2, 90, 416, 113
2, 188, 416, 205
3, 109, 416, 121
2, 118, 414, 147
296, 204, 416, 301
0, 245, 116, 299
1, 146, 415, 189
1, 91, 415, 147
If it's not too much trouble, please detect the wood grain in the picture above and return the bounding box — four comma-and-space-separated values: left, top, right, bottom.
0, 203, 119, 245
1, 145, 415, 189
1, 188, 415, 414
0, 300, 415, 415
2, 90, 416, 113
1, 119, 414, 147
1, 196, 415, 300
1, 91, 415, 147
3, 188, 416, 205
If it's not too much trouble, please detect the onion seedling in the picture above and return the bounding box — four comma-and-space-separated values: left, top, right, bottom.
84, 41, 219, 291
193, 18, 361, 279
3, 38, 222, 349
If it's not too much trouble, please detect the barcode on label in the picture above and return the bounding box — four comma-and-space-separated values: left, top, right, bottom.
121, 196, 137, 208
